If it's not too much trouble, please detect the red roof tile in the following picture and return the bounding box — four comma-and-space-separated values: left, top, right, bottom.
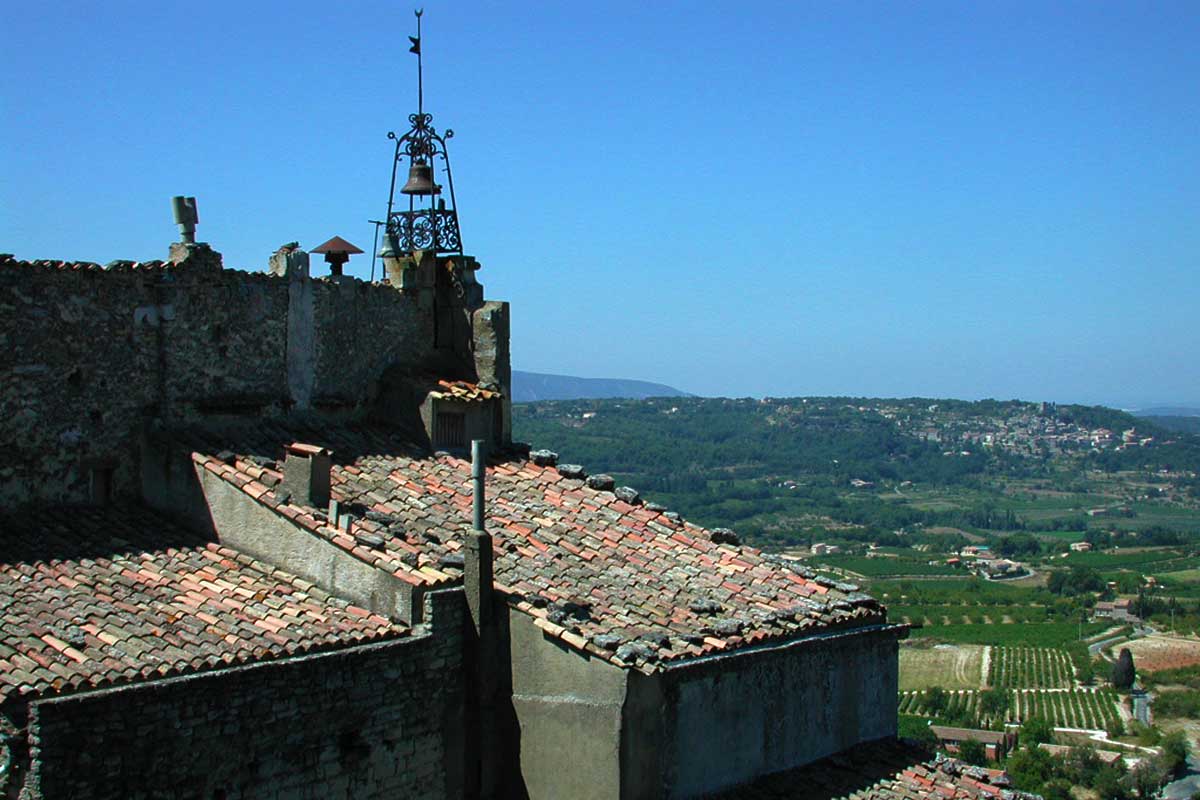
0, 505, 407, 701
186, 424, 894, 672
430, 379, 502, 402
708, 743, 1042, 800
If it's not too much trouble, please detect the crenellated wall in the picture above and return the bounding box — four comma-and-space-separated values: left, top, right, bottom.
0, 242, 510, 506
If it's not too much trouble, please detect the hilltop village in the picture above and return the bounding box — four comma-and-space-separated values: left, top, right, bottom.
5, 19, 1198, 798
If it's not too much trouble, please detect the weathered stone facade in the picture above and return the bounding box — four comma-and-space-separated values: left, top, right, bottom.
0, 244, 510, 506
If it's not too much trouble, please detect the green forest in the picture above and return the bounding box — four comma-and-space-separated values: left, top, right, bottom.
512, 396, 1200, 550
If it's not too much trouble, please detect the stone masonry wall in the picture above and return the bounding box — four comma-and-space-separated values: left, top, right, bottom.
21, 590, 466, 800
310, 279, 441, 409
0, 246, 455, 506
656, 625, 901, 799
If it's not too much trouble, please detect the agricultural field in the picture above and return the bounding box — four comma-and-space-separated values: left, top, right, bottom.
898, 642, 985, 691
808, 553, 961, 577
1157, 568, 1200, 586
1057, 548, 1185, 570
987, 647, 1074, 689
897, 688, 1121, 731
1122, 634, 1200, 673
1010, 689, 1121, 730
888, 604, 1076, 626
905, 622, 1108, 648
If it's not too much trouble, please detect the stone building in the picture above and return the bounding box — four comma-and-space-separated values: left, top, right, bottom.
0, 27, 1032, 798
0, 217, 912, 799
0, 232, 904, 800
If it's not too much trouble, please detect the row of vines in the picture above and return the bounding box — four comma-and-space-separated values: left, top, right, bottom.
987, 646, 1074, 688
897, 688, 1121, 731
888, 604, 1082, 625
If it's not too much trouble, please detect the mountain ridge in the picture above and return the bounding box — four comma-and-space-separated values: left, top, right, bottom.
512, 370, 691, 402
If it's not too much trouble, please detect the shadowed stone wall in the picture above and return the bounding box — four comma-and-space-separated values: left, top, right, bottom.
654, 625, 902, 798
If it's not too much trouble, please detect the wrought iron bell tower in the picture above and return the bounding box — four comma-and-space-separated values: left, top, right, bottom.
382, 9, 463, 257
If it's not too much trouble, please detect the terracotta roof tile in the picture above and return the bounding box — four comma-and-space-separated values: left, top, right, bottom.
708, 744, 1042, 799
184, 423, 896, 672
0, 505, 407, 701
430, 379, 502, 402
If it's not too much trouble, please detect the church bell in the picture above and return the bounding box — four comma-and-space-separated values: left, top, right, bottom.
400, 159, 441, 196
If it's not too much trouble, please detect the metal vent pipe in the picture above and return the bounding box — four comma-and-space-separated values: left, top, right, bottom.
472, 439, 486, 531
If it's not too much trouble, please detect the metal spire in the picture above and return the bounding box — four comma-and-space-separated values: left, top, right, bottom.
377, 9, 463, 257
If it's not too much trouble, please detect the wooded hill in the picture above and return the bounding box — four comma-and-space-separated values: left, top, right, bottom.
512, 396, 1200, 548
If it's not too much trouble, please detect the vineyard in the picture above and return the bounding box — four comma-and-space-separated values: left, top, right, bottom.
897, 688, 1121, 731
987, 646, 1074, 689
888, 604, 1073, 625
900, 622, 1108, 648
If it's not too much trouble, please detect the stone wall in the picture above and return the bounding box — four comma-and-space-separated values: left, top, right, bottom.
20, 590, 466, 800
0, 242, 511, 507
655, 625, 902, 798
505, 609, 628, 800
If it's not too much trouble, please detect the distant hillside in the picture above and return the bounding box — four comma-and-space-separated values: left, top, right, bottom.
1134, 406, 1200, 418
1142, 416, 1200, 434
1132, 406, 1200, 434
512, 370, 691, 402
512, 396, 1200, 548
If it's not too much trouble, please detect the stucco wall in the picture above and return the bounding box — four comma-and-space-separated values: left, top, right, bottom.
657, 625, 901, 799
21, 590, 465, 800
195, 466, 422, 623
506, 609, 629, 800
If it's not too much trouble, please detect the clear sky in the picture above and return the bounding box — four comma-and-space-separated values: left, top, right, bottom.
3, 1, 1197, 408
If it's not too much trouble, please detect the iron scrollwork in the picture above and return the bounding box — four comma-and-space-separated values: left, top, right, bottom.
387, 207, 462, 253
385, 112, 462, 255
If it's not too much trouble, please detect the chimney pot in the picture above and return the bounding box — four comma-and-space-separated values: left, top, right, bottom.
282, 442, 332, 508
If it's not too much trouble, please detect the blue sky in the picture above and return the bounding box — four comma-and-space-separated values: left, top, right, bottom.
3, 1, 1198, 407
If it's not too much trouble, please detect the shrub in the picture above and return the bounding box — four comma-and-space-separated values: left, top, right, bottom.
1110, 648, 1136, 691
1022, 716, 1054, 745
957, 738, 988, 766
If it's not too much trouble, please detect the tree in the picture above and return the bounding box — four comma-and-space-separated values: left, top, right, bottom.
1111, 648, 1136, 691
1161, 730, 1190, 776
1092, 764, 1131, 800
1022, 716, 1054, 745
926, 686, 948, 715
1005, 745, 1057, 793
1076, 655, 1096, 685
980, 687, 1010, 718
1130, 758, 1168, 798
1106, 716, 1125, 739
1040, 779, 1073, 800
957, 738, 988, 766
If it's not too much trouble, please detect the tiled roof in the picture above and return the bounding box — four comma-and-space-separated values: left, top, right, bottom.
929, 726, 1011, 745
0, 253, 157, 272
1038, 743, 1123, 764
183, 424, 891, 672
429, 379, 502, 402
838, 757, 1041, 800
710, 744, 1043, 800
0, 505, 407, 701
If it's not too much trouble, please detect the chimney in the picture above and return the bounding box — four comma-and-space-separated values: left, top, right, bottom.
282, 442, 332, 508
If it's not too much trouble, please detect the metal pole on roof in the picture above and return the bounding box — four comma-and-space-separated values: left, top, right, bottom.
471, 438, 486, 531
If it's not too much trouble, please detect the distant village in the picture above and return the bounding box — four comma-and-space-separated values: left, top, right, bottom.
874, 401, 1159, 457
